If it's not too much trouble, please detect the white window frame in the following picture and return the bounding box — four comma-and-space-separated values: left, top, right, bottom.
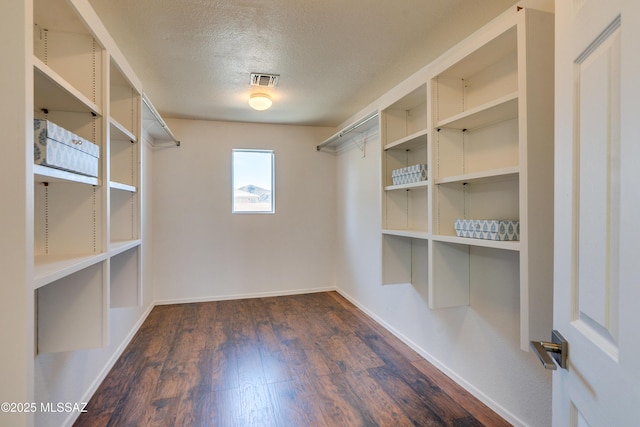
231, 149, 275, 214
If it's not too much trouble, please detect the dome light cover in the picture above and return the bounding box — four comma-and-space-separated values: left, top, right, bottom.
248, 93, 272, 111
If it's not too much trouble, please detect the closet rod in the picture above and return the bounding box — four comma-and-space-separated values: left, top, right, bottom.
142, 93, 181, 147
316, 111, 378, 151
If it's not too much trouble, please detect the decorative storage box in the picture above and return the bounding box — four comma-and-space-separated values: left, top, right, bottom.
454, 219, 520, 241
392, 164, 427, 185
34, 119, 100, 177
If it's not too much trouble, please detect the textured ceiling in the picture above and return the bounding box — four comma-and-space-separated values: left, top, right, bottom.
88, 0, 518, 127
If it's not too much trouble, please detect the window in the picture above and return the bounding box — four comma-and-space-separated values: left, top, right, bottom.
232, 149, 275, 213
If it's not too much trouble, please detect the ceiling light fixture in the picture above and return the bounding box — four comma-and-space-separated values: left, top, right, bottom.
248, 93, 272, 111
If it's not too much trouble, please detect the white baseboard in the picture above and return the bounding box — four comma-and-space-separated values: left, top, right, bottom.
154, 285, 336, 306
334, 287, 527, 427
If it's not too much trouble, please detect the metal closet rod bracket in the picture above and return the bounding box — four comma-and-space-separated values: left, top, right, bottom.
316, 111, 378, 152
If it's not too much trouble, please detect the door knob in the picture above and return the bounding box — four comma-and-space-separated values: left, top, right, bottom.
530, 330, 568, 370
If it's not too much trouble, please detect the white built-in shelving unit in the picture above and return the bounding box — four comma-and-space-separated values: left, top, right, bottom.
380, 84, 430, 285
30, 0, 175, 353
33, 0, 109, 353
372, 7, 553, 351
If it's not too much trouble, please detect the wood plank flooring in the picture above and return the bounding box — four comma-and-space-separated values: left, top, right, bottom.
74, 291, 511, 427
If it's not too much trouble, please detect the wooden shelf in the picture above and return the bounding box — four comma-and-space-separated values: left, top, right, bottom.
431, 234, 521, 251
382, 229, 430, 240
435, 166, 519, 185
385, 181, 428, 191
34, 164, 100, 186
436, 92, 518, 130
384, 128, 429, 151
110, 117, 137, 143
34, 252, 107, 289
33, 57, 102, 116
109, 181, 137, 192
109, 239, 142, 257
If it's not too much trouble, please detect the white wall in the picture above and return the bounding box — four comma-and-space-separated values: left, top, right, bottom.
33, 141, 156, 427
151, 119, 336, 303
334, 131, 552, 426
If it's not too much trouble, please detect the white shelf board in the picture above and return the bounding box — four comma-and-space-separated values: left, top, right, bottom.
34, 252, 108, 289
109, 181, 137, 192
436, 92, 518, 130
110, 117, 137, 142
435, 166, 519, 185
432, 234, 521, 251
33, 57, 102, 116
34, 164, 100, 186
382, 229, 430, 240
384, 128, 429, 151
109, 239, 142, 257
385, 181, 429, 191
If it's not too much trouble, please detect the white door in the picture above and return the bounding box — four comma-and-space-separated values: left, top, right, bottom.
553, 0, 640, 425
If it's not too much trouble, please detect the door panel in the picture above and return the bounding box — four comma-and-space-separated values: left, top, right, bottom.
554, 0, 640, 426
575, 22, 620, 358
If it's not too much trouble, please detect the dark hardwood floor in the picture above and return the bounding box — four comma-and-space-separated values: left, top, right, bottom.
74, 291, 511, 426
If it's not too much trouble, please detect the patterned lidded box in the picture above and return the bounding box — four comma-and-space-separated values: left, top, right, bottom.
391, 164, 427, 185
34, 119, 100, 177
454, 219, 520, 241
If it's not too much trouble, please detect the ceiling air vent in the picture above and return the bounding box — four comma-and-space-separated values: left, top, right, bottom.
250, 73, 279, 87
